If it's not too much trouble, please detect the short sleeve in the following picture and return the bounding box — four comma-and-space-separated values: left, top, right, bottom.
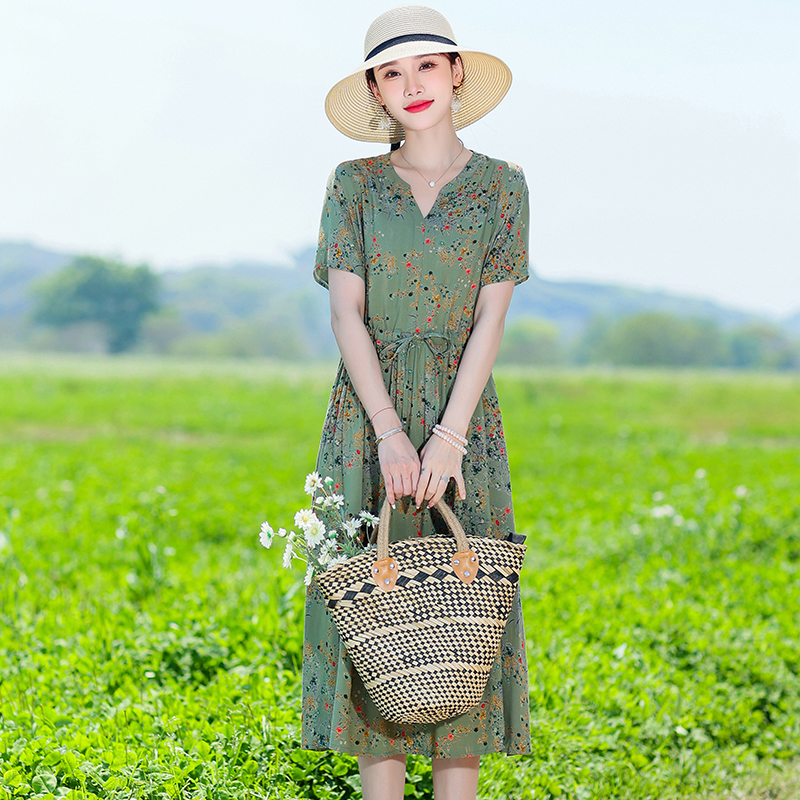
313, 164, 366, 289
480, 162, 530, 287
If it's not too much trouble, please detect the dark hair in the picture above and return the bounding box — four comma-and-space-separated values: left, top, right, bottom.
365, 52, 464, 100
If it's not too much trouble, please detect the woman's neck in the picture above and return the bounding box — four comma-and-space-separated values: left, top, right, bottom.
394, 124, 465, 173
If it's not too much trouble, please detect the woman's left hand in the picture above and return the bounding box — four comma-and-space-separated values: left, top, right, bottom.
414, 434, 467, 508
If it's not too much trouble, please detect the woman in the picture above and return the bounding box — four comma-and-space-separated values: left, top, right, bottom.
301, 6, 532, 799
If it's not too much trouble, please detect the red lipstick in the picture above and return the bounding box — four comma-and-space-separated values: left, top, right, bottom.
405, 100, 433, 113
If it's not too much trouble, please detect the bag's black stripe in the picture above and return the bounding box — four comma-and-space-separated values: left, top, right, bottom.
366, 33, 457, 62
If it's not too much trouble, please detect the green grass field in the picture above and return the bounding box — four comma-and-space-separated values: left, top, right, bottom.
2, 355, 800, 799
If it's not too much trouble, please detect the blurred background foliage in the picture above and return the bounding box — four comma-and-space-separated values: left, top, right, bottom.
2, 240, 798, 367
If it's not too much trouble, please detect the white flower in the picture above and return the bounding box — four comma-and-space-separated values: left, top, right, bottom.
304, 519, 326, 547
304, 564, 315, 586
651, 504, 675, 519
322, 496, 336, 508
276, 527, 288, 538
630, 523, 641, 536
673, 514, 684, 526
331, 494, 345, 508
694, 468, 707, 480
612, 642, 627, 659
318, 541, 336, 565
327, 553, 349, 568
259, 522, 274, 549
652, 491, 666, 502
324, 476, 335, 484
735, 485, 748, 499
304, 472, 324, 495
282, 540, 294, 568
294, 508, 318, 531
359, 511, 380, 526
287, 530, 297, 542
675, 725, 688, 736
343, 518, 361, 538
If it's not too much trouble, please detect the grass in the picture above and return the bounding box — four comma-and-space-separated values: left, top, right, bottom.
1, 355, 799, 799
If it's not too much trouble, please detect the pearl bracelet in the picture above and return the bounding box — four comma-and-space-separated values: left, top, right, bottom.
377, 426, 403, 443
434, 423, 467, 446
432, 426, 467, 455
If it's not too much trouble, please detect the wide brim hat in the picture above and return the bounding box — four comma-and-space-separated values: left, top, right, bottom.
324, 5, 512, 144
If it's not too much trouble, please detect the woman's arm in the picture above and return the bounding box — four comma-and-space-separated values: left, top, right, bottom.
328, 268, 421, 507
414, 279, 516, 508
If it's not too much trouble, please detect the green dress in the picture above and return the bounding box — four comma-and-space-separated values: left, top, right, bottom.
301, 149, 533, 758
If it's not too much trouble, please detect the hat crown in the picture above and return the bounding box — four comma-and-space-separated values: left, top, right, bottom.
364, 5, 457, 61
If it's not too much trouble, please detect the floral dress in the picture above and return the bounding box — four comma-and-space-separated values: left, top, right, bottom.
301, 149, 532, 758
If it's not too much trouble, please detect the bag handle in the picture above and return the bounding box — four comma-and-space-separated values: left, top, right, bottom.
370, 497, 478, 592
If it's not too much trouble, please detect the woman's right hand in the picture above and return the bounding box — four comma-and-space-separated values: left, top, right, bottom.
377, 433, 420, 507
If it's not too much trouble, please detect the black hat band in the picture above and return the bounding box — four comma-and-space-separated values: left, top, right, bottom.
366, 33, 458, 62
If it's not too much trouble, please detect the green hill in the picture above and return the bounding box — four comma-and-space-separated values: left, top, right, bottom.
1, 240, 794, 359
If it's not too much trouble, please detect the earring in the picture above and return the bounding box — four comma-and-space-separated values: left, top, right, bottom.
450, 92, 462, 114
375, 104, 394, 131
378, 106, 393, 131
371, 103, 393, 133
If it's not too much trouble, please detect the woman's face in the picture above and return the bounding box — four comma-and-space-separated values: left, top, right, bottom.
370, 53, 463, 134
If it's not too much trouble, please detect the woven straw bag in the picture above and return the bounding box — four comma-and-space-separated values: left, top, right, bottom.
314, 497, 527, 724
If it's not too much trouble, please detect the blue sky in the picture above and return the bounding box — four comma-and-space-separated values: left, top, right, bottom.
1, 0, 798, 316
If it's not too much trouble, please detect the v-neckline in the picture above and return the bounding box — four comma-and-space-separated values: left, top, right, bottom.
384, 149, 479, 220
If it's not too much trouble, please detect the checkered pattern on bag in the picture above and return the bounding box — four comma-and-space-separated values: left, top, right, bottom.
315, 534, 526, 724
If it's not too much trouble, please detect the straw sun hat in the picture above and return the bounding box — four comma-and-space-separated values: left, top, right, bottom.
324, 5, 512, 143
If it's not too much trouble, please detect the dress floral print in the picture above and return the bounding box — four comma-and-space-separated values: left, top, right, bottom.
301, 150, 533, 758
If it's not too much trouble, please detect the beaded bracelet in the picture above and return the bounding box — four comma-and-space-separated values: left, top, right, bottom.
376, 426, 403, 443
434, 423, 467, 446
432, 426, 467, 455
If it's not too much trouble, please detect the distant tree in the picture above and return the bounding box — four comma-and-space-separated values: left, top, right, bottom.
571, 314, 612, 365
32, 256, 159, 353
580, 312, 726, 367
729, 323, 798, 369
497, 317, 561, 365
170, 315, 309, 360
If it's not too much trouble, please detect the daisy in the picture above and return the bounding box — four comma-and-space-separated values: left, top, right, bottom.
304, 519, 326, 547
259, 522, 274, 549
294, 508, 318, 531
343, 518, 361, 538
359, 510, 380, 526
282, 540, 294, 569
304, 472, 324, 495
319, 541, 336, 565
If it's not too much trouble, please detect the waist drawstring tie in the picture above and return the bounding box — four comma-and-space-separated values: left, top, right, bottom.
375, 330, 454, 448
